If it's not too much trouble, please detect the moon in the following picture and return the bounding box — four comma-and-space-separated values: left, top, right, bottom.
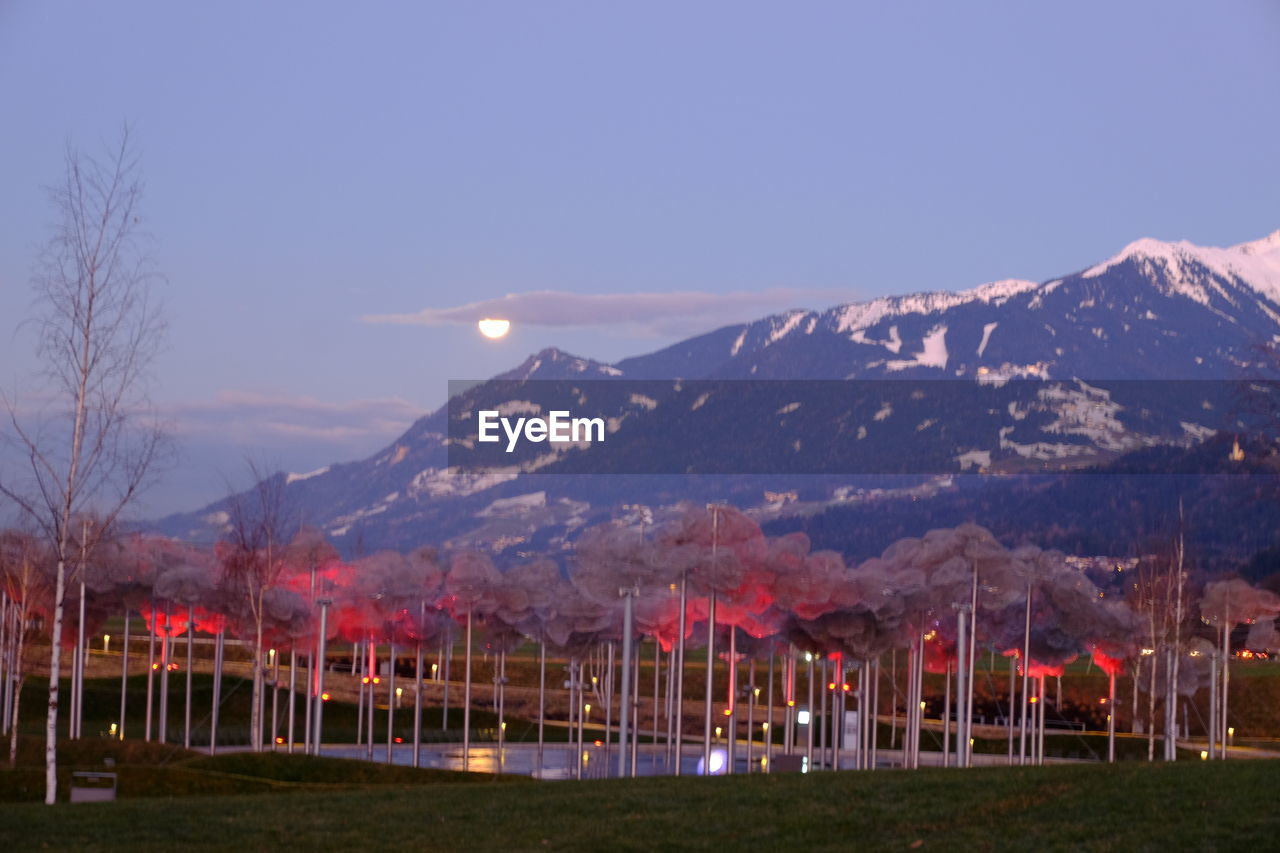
477, 318, 511, 339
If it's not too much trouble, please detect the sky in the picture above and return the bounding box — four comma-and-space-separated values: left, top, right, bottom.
1, 1, 1278, 516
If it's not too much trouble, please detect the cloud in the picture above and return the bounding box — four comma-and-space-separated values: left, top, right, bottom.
362, 287, 849, 337
165, 391, 424, 446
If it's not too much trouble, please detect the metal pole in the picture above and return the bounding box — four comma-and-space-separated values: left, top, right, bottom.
118, 611, 129, 740
463, 612, 472, 772
1107, 671, 1116, 763
703, 590, 716, 774
386, 641, 396, 764
287, 647, 297, 753
942, 661, 951, 768
673, 572, 687, 776
75, 579, 86, 739
537, 638, 546, 776
765, 650, 774, 772
726, 627, 737, 774
366, 641, 375, 761
413, 618, 423, 769
159, 608, 170, 744
746, 657, 755, 772
1007, 654, 1015, 764
965, 567, 979, 768
313, 600, 330, 754
210, 628, 223, 754
618, 589, 635, 778
955, 608, 967, 767
185, 605, 194, 750
441, 636, 450, 732
1019, 577, 1032, 765
805, 653, 815, 770
630, 637, 640, 777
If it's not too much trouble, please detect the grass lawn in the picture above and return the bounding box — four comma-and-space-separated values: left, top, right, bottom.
1, 757, 1277, 851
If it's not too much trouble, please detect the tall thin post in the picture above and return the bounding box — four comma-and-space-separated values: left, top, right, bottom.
746, 657, 756, 772
313, 600, 330, 754
386, 641, 396, 764
144, 605, 156, 741
726, 627, 737, 774
185, 605, 194, 750
942, 661, 951, 768
618, 589, 636, 778
1107, 671, 1116, 763
210, 628, 224, 754
1019, 576, 1032, 765
463, 612, 472, 772
413, 608, 423, 769
673, 572, 687, 776
805, 653, 815, 770
536, 638, 546, 776
118, 611, 130, 740
74, 579, 86, 739
287, 647, 297, 753
1007, 655, 1015, 764
765, 650, 774, 772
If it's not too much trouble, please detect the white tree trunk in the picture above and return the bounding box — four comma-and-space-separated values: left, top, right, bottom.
45, 559, 67, 803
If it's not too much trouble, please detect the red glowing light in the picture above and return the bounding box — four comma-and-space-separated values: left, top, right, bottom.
275, 737, 284, 744
321, 693, 331, 701
394, 737, 403, 743
593, 740, 603, 747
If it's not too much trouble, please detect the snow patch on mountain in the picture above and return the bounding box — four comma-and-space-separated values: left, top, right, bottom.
886, 324, 948, 371
768, 311, 809, 345
977, 322, 998, 357
286, 466, 329, 484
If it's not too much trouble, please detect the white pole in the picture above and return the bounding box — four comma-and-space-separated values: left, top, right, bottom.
673, 572, 687, 776
185, 605, 194, 750
463, 612, 472, 772
313, 600, 330, 754
618, 590, 635, 778
118, 611, 130, 740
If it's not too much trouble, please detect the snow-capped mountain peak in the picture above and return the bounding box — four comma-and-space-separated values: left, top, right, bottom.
1082, 229, 1280, 305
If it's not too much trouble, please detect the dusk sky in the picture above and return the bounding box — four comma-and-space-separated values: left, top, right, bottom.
2, 1, 1278, 515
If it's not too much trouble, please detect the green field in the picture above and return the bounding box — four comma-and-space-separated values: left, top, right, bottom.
1, 755, 1277, 851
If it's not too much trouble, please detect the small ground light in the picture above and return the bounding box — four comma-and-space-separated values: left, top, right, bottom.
762, 722, 769, 732
724, 708, 732, 716
109, 723, 117, 736
321, 692, 331, 701
103, 634, 110, 652
275, 737, 284, 744
920, 701, 926, 710
1201, 750, 1209, 760
583, 704, 591, 715
797, 710, 811, 725
501, 721, 507, 731
715, 726, 722, 739
372, 677, 380, 684
394, 737, 402, 743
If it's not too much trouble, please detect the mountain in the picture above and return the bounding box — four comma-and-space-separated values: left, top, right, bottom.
154, 229, 1280, 557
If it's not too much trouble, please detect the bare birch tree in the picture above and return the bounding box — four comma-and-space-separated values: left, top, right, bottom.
219, 460, 291, 751
0, 127, 165, 803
